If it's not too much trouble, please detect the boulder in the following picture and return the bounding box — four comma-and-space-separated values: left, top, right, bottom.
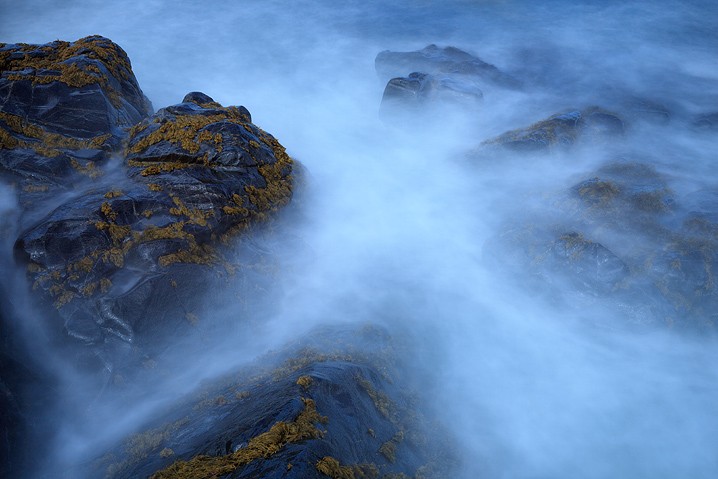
380, 72, 483, 113
78, 326, 455, 479
692, 112, 718, 131
13, 92, 297, 367
0, 36, 153, 194
479, 107, 624, 153
375, 44, 520, 90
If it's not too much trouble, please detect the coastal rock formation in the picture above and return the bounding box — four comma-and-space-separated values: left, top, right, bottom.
13, 91, 295, 367
376, 44, 520, 90
87, 326, 453, 479
479, 107, 624, 153
0, 36, 152, 193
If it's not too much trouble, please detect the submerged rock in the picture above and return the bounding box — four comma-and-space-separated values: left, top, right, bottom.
380, 71, 484, 113
375, 44, 520, 90
692, 112, 718, 131
480, 107, 624, 153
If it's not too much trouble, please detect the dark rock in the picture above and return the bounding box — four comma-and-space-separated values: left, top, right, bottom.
380, 71, 483, 113
78, 326, 455, 479
0, 36, 153, 191
375, 44, 521, 90
13, 96, 296, 360
549, 232, 629, 294
480, 106, 624, 153
692, 112, 718, 131
574, 161, 674, 215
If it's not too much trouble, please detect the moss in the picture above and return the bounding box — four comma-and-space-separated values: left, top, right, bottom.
1, 111, 110, 158
578, 178, 620, 205
379, 431, 404, 464
128, 112, 246, 156
316, 457, 380, 479
70, 158, 103, 179
22, 184, 49, 193
101, 202, 118, 221
150, 398, 327, 479
126, 419, 187, 460
356, 375, 394, 421
316, 457, 356, 479
53, 289, 76, 308
81, 282, 98, 297
158, 245, 216, 267
133, 161, 192, 176
160, 448, 174, 458
169, 196, 211, 226
148, 183, 163, 192
296, 375, 313, 389
100, 277, 112, 293
104, 190, 123, 199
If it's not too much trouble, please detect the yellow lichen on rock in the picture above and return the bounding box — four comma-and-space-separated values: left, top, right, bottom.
0, 36, 135, 107
149, 398, 327, 479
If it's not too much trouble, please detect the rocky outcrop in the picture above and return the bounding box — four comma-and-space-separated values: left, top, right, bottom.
480, 107, 624, 153
12, 91, 296, 368
376, 44, 520, 89
2, 35, 454, 479
79, 326, 454, 479
376, 44, 519, 114
380, 72, 484, 112
0, 36, 153, 193
484, 158, 717, 330
1, 36, 298, 404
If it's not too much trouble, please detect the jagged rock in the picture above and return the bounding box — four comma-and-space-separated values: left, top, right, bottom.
479, 107, 624, 153
80, 326, 454, 479
380, 72, 483, 113
0, 36, 153, 192
13, 93, 296, 364
375, 44, 521, 90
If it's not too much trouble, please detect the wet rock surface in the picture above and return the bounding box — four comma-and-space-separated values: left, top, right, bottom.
483, 157, 718, 330
376, 44, 520, 90
479, 107, 625, 153
376, 44, 519, 114
1, 35, 454, 479
81, 326, 453, 479
0, 36, 152, 193
13, 92, 295, 365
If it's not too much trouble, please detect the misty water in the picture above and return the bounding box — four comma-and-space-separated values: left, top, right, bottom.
2, 0, 718, 477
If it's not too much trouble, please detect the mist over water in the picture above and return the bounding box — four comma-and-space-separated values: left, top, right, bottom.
2, 0, 718, 477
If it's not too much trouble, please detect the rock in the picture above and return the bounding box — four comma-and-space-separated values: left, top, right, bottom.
375, 44, 521, 90
0, 36, 153, 192
13, 93, 297, 363
480, 106, 624, 153
692, 112, 718, 131
380, 72, 483, 113
549, 232, 629, 294
574, 161, 674, 215
78, 326, 455, 479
